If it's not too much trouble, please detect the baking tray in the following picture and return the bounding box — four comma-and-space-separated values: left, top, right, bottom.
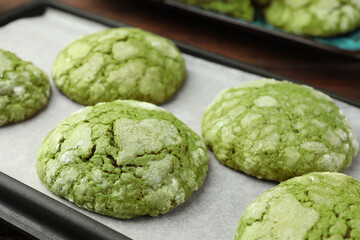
0, 1, 359, 240
148, 0, 360, 59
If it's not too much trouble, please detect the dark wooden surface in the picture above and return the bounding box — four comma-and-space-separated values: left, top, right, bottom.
0, 0, 359, 238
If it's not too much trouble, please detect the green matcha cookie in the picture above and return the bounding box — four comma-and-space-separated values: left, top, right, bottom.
202, 79, 358, 182
0, 49, 50, 126
235, 172, 360, 240
176, 0, 255, 21
36, 100, 209, 218
264, 0, 360, 37
52, 28, 186, 105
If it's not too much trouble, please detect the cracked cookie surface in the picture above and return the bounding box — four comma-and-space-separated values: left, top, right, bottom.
52, 27, 186, 105
235, 172, 360, 240
264, 0, 360, 37
201, 79, 358, 182
0, 49, 50, 126
36, 100, 209, 218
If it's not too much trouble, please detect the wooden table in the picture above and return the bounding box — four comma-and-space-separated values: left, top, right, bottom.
0, 0, 359, 238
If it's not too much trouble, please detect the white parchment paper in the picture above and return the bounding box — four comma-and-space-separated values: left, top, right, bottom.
0, 9, 359, 240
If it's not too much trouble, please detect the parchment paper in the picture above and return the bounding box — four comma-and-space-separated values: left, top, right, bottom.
0, 9, 359, 240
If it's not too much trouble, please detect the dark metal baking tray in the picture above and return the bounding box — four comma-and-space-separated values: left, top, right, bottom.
0, 1, 359, 240
148, 0, 360, 59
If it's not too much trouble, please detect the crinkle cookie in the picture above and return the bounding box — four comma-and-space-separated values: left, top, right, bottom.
235, 172, 360, 240
201, 79, 358, 182
264, 0, 360, 37
176, 0, 255, 21
52, 27, 186, 105
0, 49, 50, 126
36, 100, 209, 218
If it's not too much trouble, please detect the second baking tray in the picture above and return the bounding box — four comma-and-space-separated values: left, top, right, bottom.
0, 1, 359, 239
149, 0, 360, 59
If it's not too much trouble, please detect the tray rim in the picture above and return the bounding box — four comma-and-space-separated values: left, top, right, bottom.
0, 1, 359, 239
149, 0, 360, 59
